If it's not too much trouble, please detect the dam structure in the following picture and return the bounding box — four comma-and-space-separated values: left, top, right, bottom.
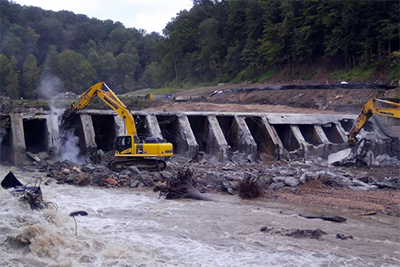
0, 109, 387, 166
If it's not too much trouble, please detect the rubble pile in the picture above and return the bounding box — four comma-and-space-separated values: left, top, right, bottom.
22, 150, 399, 195
16, 149, 400, 215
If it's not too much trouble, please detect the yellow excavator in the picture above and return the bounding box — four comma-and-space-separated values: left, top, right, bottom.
329, 98, 400, 166
61, 82, 173, 171
348, 98, 400, 147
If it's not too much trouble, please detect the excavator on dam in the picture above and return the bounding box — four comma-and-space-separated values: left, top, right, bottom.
61, 82, 173, 171
329, 98, 400, 165
347, 98, 400, 147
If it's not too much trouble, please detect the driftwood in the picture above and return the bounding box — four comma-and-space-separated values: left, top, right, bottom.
239, 175, 263, 199
299, 214, 347, 223
158, 168, 214, 201
279, 211, 347, 223
260, 226, 327, 240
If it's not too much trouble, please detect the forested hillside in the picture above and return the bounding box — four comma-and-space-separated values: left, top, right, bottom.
0, 0, 399, 99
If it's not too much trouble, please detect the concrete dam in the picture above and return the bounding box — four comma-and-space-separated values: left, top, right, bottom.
0, 109, 387, 166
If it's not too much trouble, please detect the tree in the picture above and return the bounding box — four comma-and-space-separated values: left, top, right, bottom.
0, 54, 11, 95
57, 50, 96, 92
100, 52, 118, 86
107, 27, 133, 54
5, 56, 20, 99
140, 61, 163, 88
21, 54, 40, 99
42, 46, 60, 75
116, 52, 139, 92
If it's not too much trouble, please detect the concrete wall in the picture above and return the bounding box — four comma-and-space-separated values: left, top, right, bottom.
7, 109, 396, 165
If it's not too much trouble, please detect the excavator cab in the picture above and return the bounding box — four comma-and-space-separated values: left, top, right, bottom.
115, 135, 133, 153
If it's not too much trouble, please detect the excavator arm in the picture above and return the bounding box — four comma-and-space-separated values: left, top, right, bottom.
348, 98, 400, 147
63, 82, 137, 137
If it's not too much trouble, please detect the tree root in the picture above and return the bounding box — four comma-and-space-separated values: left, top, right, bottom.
158, 168, 214, 201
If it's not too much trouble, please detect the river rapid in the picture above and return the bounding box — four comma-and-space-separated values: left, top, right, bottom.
0, 165, 399, 267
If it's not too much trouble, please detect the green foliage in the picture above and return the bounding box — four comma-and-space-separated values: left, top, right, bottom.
21, 54, 40, 98
0, 0, 399, 98
257, 68, 279, 83
387, 63, 400, 80
388, 51, 400, 68
231, 68, 254, 83
0, 54, 11, 95
301, 68, 321, 81
145, 88, 178, 95
5, 56, 20, 99
57, 50, 96, 92
330, 66, 376, 82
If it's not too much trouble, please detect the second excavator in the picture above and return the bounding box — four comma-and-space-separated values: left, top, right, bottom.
347, 98, 400, 147
61, 82, 173, 171
329, 98, 400, 166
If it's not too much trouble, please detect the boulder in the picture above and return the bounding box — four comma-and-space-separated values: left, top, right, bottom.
284, 177, 300, 187
73, 173, 91, 186
127, 166, 140, 175
104, 177, 118, 186
81, 164, 96, 172
130, 179, 140, 188
269, 182, 285, 191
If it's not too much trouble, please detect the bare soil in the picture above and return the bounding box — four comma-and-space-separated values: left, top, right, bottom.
136, 82, 399, 115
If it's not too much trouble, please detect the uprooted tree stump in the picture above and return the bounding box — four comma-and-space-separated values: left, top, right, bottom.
239, 175, 263, 199
157, 168, 213, 201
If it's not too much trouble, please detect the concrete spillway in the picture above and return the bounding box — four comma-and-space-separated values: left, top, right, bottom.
0, 109, 384, 166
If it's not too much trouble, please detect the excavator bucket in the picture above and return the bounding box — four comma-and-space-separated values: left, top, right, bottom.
328, 139, 373, 166
60, 109, 76, 131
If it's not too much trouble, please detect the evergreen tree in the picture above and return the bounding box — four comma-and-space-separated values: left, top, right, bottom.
5, 55, 20, 99
21, 54, 40, 99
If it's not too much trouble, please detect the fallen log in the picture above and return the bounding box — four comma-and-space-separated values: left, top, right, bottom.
279, 211, 347, 223
299, 213, 347, 223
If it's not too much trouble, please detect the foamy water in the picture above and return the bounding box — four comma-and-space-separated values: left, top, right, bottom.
0, 166, 399, 267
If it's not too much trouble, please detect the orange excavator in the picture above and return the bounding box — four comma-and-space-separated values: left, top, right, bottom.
61, 82, 173, 171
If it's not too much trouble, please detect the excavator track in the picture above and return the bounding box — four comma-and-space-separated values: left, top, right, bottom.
108, 157, 167, 172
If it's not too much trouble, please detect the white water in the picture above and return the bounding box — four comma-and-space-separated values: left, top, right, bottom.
0, 166, 399, 267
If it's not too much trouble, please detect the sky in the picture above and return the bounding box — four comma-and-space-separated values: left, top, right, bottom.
12, 0, 194, 34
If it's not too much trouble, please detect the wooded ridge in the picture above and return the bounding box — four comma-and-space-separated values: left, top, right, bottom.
0, 0, 399, 99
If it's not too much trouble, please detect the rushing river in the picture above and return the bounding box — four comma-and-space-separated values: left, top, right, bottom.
0, 165, 399, 267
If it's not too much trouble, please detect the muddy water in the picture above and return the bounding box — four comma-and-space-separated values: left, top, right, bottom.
0, 166, 399, 267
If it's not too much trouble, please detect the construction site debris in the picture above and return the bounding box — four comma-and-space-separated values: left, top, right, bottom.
1, 172, 45, 210
238, 175, 263, 199
260, 226, 328, 240
155, 168, 214, 201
